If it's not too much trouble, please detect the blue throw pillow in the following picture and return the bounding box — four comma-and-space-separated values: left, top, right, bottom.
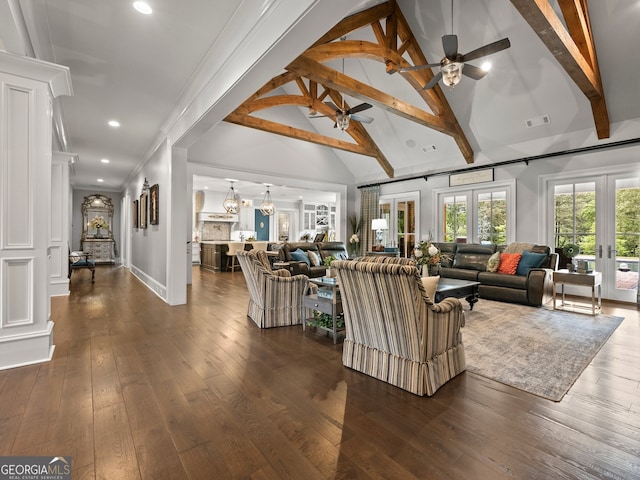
290, 248, 311, 266
516, 250, 546, 276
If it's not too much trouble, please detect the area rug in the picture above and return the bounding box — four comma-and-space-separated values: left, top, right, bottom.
462, 300, 623, 401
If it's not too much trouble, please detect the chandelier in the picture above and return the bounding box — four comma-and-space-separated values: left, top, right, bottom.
260, 184, 275, 216
223, 180, 239, 214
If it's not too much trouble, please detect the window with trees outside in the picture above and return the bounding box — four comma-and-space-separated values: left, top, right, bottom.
438, 181, 513, 244
553, 182, 596, 259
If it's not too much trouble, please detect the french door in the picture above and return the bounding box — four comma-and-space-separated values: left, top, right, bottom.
550, 172, 640, 302
379, 192, 419, 258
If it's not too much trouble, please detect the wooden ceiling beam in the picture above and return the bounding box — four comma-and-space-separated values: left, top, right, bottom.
510, 0, 609, 138
224, 0, 475, 178
288, 54, 451, 134
225, 111, 376, 157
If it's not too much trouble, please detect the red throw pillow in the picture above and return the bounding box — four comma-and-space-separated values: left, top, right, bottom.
497, 252, 522, 275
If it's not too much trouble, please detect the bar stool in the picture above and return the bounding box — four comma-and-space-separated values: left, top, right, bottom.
226, 242, 245, 272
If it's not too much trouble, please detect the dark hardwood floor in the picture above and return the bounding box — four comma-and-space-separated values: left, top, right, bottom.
1, 265, 639, 479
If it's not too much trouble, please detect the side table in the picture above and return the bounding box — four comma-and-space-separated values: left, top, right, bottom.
552, 269, 602, 315
302, 277, 344, 344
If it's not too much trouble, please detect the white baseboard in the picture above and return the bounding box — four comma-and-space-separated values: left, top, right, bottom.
130, 265, 167, 302
0, 321, 55, 370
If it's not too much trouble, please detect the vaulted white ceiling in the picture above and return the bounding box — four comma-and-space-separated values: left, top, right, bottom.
3, 0, 640, 195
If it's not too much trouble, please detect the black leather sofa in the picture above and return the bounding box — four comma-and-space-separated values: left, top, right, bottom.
278, 241, 349, 277
434, 242, 558, 307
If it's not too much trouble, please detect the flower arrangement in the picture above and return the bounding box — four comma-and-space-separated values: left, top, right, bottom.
88, 215, 108, 230
323, 255, 336, 267
349, 233, 360, 255
348, 214, 362, 256
413, 240, 443, 266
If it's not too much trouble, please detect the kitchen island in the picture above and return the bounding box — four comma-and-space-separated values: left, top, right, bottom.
200, 241, 230, 272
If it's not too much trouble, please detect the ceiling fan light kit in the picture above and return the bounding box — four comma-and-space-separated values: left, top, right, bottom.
441, 60, 463, 87
399, 0, 510, 90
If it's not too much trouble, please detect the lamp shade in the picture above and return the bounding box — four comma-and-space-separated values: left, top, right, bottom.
371, 218, 388, 231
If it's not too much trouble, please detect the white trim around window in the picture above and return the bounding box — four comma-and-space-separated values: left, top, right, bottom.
433, 179, 516, 244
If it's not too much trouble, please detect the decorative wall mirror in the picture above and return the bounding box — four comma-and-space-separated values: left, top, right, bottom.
82, 194, 114, 240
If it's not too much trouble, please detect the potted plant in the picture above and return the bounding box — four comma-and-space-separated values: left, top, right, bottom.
324, 255, 336, 277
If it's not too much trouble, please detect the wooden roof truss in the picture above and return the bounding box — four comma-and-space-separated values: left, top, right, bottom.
225, 0, 609, 179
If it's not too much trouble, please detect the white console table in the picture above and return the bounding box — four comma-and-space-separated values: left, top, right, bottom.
82, 238, 115, 264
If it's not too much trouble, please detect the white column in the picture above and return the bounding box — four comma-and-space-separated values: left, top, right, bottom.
166, 145, 187, 305
0, 51, 72, 370
50, 152, 73, 296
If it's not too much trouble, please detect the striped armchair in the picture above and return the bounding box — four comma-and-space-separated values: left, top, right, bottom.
333, 257, 466, 396
236, 250, 308, 328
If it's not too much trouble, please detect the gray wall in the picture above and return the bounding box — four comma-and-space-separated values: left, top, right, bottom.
377, 143, 640, 244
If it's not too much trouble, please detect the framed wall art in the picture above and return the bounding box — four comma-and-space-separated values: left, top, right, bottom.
140, 192, 148, 229
150, 184, 159, 225
133, 199, 139, 228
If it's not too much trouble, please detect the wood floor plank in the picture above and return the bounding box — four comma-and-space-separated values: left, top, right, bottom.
94, 403, 140, 480
0, 265, 637, 479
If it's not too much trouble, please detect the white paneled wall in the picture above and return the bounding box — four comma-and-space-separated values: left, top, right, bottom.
0, 51, 72, 370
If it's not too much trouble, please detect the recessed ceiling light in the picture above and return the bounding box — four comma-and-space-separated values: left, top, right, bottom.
108, 120, 120, 127
481, 61, 492, 72
133, 2, 152, 14
97, 178, 104, 183
101, 158, 110, 163
204, 186, 208, 189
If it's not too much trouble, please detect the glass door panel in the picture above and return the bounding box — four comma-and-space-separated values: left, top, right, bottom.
609, 176, 639, 301
379, 193, 419, 257
553, 182, 597, 270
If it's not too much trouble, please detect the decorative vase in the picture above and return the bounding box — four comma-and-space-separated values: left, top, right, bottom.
95, 227, 102, 238
428, 264, 440, 276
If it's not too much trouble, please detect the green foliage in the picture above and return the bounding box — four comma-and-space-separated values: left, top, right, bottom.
554, 187, 640, 258
324, 255, 336, 266
310, 310, 345, 329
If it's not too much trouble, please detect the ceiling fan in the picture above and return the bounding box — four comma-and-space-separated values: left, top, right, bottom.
311, 101, 373, 131
309, 53, 374, 130
400, 1, 510, 89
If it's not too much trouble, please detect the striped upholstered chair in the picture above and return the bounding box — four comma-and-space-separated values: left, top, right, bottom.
236, 250, 308, 328
333, 257, 466, 396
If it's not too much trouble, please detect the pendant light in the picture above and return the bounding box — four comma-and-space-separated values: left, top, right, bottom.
223, 180, 239, 214
260, 184, 275, 216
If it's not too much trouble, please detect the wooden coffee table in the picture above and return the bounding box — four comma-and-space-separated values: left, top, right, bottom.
435, 278, 481, 309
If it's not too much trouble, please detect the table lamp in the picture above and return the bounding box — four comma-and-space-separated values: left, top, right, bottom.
371, 218, 388, 250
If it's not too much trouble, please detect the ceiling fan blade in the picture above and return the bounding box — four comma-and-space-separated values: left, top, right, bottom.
442, 34, 458, 59
350, 114, 373, 124
399, 62, 441, 73
348, 103, 372, 115
461, 63, 488, 80
308, 115, 332, 119
324, 101, 341, 113
461, 37, 511, 62
422, 71, 443, 90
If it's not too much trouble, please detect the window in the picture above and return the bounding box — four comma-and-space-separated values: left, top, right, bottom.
443, 194, 467, 242
436, 180, 515, 244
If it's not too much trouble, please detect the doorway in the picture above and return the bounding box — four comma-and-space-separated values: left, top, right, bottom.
549, 172, 640, 302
